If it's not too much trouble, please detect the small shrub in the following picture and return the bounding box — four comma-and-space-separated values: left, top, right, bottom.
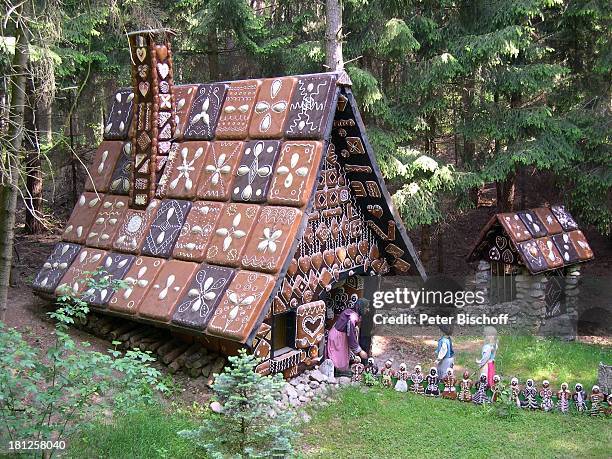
0, 271, 168, 458
179, 349, 296, 458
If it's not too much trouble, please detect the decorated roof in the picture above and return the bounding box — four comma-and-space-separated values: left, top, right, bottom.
33, 31, 425, 347
467, 205, 594, 274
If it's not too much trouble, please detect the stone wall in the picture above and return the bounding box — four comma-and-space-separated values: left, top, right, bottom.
467, 261, 579, 339
376, 261, 581, 338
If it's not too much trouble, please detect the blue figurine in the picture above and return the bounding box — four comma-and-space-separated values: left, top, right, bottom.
435, 324, 455, 377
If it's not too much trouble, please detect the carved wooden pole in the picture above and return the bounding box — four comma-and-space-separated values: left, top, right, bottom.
127, 29, 176, 209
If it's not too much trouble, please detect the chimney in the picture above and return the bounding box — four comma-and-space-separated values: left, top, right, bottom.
127, 29, 176, 209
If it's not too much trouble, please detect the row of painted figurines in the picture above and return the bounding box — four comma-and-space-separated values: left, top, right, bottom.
351, 358, 611, 416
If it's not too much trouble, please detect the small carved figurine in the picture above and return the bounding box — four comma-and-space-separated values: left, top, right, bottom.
605, 394, 612, 416
458, 370, 472, 402
476, 326, 498, 387
380, 359, 395, 388
540, 380, 554, 412
472, 374, 490, 405
522, 379, 538, 410
572, 383, 587, 413
442, 368, 457, 399
410, 364, 424, 395
395, 363, 410, 392
491, 374, 504, 403
557, 382, 571, 413
364, 358, 379, 377
350, 355, 365, 383
425, 367, 440, 397
510, 377, 521, 408
590, 385, 603, 416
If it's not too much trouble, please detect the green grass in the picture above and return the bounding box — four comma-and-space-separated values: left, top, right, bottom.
300, 386, 612, 458
61, 338, 611, 458
65, 405, 200, 459
453, 335, 611, 387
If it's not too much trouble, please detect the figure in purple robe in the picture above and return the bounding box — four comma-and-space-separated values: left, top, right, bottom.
326, 299, 367, 373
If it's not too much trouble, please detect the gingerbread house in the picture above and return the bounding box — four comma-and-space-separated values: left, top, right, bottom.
467, 206, 594, 335
32, 30, 426, 377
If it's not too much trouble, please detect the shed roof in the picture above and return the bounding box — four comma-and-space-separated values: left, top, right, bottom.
467, 205, 594, 274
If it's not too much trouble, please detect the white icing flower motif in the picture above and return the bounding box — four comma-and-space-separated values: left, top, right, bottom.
180, 276, 226, 316
215, 213, 247, 250
235, 142, 273, 200
205, 153, 231, 185
276, 152, 308, 188
191, 97, 210, 126
257, 227, 282, 253
170, 146, 204, 191
226, 291, 257, 323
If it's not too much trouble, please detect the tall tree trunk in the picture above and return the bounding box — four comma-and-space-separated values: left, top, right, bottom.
24, 78, 44, 234
325, 0, 344, 71
497, 172, 516, 212
420, 224, 432, 269
207, 29, 220, 81
0, 7, 29, 321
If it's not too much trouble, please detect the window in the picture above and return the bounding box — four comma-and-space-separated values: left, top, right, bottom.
489, 261, 519, 304
272, 311, 296, 357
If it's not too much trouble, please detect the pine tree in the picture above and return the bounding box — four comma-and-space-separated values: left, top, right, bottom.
178, 349, 296, 458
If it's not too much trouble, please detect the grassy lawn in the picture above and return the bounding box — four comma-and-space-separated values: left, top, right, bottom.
62, 337, 611, 458
453, 335, 611, 387
300, 386, 612, 458
65, 405, 200, 459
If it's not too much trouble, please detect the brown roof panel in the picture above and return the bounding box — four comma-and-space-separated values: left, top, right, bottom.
172, 201, 224, 262
163, 142, 210, 199
249, 77, 297, 139
536, 237, 564, 269
497, 212, 532, 243
568, 230, 594, 261
62, 192, 104, 244
268, 141, 324, 207
240, 206, 303, 273
85, 195, 129, 249
216, 80, 261, 139
183, 83, 228, 140
206, 270, 276, 343
173, 85, 199, 139
533, 207, 563, 234
56, 247, 107, 296
84, 141, 123, 193
108, 256, 166, 314
196, 141, 244, 201
205, 202, 260, 267
138, 259, 199, 321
